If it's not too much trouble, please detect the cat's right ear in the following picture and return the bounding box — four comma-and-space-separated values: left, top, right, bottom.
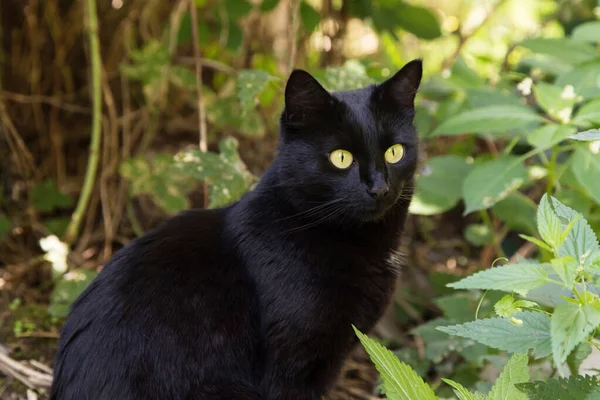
284, 69, 333, 125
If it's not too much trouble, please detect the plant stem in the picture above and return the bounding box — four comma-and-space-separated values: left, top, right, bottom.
480, 209, 505, 258
545, 145, 559, 195
65, 0, 102, 244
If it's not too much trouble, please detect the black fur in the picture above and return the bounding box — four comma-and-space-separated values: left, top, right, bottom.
50, 60, 423, 400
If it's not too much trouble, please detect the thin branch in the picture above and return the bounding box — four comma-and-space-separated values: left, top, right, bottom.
175, 57, 237, 75
64, 0, 102, 244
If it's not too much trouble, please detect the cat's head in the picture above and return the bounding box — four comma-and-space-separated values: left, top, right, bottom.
274, 60, 422, 223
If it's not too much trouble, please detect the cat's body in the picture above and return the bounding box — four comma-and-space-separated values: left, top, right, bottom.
51, 60, 423, 400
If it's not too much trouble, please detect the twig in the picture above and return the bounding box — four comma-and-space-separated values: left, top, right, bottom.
288, 0, 301, 73
0, 91, 90, 114
64, 0, 102, 245
189, 0, 209, 208
0, 352, 53, 389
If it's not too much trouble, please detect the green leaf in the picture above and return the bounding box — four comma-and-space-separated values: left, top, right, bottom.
260, 0, 279, 12
434, 293, 479, 323
225, 0, 252, 20
520, 38, 598, 65
572, 101, 600, 127
533, 82, 577, 122
436, 311, 552, 358
570, 129, 600, 141
567, 342, 592, 375
411, 318, 487, 364
551, 197, 600, 270
49, 269, 98, 318
556, 60, 600, 101
537, 193, 564, 250
519, 234, 553, 253
0, 213, 11, 240
441, 379, 479, 400
551, 301, 600, 367
462, 156, 528, 215
550, 256, 579, 289
494, 295, 538, 318
394, 3, 441, 40
464, 224, 493, 246
516, 374, 600, 400
448, 263, 549, 294
431, 105, 543, 137
173, 137, 254, 208
300, 0, 320, 32
353, 325, 438, 400
487, 353, 529, 400
409, 155, 473, 215
236, 69, 278, 112
572, 21, 600, 43
527, 124, 577, 150
492, 193, 538, 235
30, 180, 72, 212
315, 60, 375, 91
572, 147, 600, 205
465, 88, 523, 108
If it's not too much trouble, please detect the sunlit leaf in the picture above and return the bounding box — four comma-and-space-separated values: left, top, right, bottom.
409, 155, 472, 215
442, 379, 479, 400
572, 101, 600, 127
533, 82, 577, 122
520, 38, 597, 65
236, 69, 278, 112
527, 124, 577, 150
431, 105, 543, 137
448, 263, 549, 294
570, 129, 600, 142
487, 353, 529, 400
437, 311, 552, 358
571, 21, 600, 43
353, 326, 438, 399
462, 156, 528, 215
394, 3, 441, 40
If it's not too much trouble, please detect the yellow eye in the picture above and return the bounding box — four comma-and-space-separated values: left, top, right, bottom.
384, 144, 405, 164
329, 149, 353, 169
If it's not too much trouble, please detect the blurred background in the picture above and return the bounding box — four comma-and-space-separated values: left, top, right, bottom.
1, 0, 600, 398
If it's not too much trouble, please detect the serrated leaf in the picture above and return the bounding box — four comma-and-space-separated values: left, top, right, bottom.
433, 294, 479, 323
538, 193, 564, 250
533, 82, 577, 122
462, 156, 528, 215
570, 129, 600, 141
353, 326, 438, 400
572, 21, 600, 43
236, 69, 278, 112
30, 180, 72, 213
551, 197, 600, 270
492, 193, 538, 235
527, 124, 577, 150
572, 147, 600, 205
551, 301, 600, 367
409, 155, 473, 215
550, 256, 578, 289
436, 311, 552, 358
520, 38, 597, 65
519, 234, 554, 253
49, 269, 98, 318
449, 263, 549, 294
487, 353, 529, 400
431, 105, 543, 137
516, 374, 600, 400
442, 379, 478, 400
495, 295, 519, 318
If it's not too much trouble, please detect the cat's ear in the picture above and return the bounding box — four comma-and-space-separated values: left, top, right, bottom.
375, 59, 423, 110
284, 69, 333, 125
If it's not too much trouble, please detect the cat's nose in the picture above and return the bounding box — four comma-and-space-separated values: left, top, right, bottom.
368, 184, 389, 200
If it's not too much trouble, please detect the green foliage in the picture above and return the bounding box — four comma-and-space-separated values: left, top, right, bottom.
353, 325, 438, 400
0, 212, 11, 240
30, 180, 72, 213
516, 375, 600, 400
461, 157, 528, 215
49, 269, 98, 318
486, 353, 529, 400
236, 70, 278, 112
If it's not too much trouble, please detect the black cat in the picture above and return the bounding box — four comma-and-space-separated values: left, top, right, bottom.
50, 59, 423, 400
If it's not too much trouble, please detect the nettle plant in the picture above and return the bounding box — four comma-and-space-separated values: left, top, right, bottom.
410, 22, 600, 241
355, 194, 600, 399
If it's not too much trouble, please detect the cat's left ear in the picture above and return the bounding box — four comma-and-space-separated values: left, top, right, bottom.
375, 59, 423, 110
